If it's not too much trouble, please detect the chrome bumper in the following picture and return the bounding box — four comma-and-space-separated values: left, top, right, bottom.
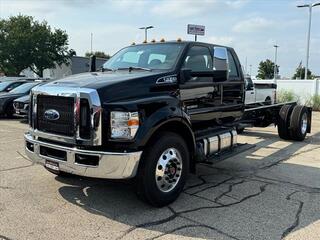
24, 133, 142, 179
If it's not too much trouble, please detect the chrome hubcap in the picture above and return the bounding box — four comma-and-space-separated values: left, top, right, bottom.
155, 148, 183, 193
301, 113, 308, 134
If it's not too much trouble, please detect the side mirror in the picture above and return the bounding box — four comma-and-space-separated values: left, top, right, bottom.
179, 68, 192, 84
213, 47, 229, 81
246, 83, 254, 90
89, 55, 96, 72
6, 87, 12, 92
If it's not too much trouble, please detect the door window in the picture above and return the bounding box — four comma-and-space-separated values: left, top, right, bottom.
183, 46, 212, 72
227, 51, 239, 78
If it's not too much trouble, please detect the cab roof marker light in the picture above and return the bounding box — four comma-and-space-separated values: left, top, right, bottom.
151, 39, 156, 43
132, 42, 136, 45
160, 38, 165, 42
177, 38, 182, 42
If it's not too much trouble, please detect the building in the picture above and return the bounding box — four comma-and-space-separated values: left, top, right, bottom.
42, 56, 107, 79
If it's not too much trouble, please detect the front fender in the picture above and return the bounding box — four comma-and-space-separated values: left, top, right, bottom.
136, 105, 186, 146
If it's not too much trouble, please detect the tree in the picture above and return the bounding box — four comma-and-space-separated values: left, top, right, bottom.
85, 51, 110, 59
292, 66, 314, 80
256, 59, 278, 79
0, 15, 75, 77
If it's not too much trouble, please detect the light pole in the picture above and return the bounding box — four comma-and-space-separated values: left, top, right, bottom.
273, 45, 279, 80
297, 2, 320, 79
139, 26, 154, 42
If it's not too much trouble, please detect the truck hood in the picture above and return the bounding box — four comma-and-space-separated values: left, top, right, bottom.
36, 70, 174, 103
45, 71, 166, 89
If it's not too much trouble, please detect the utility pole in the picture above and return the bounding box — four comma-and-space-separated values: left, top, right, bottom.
249, 64, 252, 76
273, 45, 279, 80
90, 33, 93, 54
245, 57, 248, 75
297, 2, 320, 79
139, 26, 154, 42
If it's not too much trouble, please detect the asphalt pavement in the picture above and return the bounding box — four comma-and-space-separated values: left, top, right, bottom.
0, 113, 320, 240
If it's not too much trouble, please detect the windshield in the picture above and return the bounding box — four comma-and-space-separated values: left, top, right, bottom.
9, 82, 38, 94
103, 43, 184, 71
0, 82, 12, 91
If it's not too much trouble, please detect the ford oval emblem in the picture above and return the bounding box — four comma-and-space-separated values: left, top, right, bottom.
44, 109, 60, 121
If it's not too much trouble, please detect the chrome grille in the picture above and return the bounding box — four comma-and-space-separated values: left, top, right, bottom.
36, 95, 75, 136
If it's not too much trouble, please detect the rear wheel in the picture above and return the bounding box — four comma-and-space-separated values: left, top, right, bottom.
265, 96, 272, 105
290, 105, 309, 141
277, 104, 294, 140
136, 132, 189, 207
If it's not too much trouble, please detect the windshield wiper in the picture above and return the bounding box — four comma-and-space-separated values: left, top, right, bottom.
117, 66, 152, 72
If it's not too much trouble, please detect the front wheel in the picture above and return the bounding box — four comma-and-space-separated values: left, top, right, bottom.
136, 132, 189, 207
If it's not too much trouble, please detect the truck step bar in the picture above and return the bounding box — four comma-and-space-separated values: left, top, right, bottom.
195, 129, 252, 163
202, 143, 255, 165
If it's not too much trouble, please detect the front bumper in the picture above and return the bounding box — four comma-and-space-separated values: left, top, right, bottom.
24, 133, 142, 179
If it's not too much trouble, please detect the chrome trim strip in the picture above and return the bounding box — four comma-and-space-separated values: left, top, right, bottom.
30, 85, 102, 146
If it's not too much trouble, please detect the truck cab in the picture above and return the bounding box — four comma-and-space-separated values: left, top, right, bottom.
244, 76, 276, 105
24, 41, 247, 206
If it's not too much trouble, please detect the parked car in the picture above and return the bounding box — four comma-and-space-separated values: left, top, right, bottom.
0, 82, 42, 117
244, 76, 277, 105
13, 95, 30, 118
0, 80, 30, 93
25, 41, 311, 207
0, 76, 28, 83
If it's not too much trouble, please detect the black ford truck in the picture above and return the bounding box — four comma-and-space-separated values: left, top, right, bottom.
25, 41, 311, 207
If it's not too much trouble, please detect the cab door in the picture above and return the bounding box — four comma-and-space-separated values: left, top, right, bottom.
179, 45, 215, 124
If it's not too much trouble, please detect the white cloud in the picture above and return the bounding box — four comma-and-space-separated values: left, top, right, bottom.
226, 0, 250, 9
205, 36, 234, 45
232, 17, 273, 33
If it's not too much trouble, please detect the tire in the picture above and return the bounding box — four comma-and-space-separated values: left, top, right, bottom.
136, 132, 190, 207
290, 105, 309, 141
5, 104, 14, 118
265, 97, 272, 105
277, 104, 294, 140
236, 127, 245, 134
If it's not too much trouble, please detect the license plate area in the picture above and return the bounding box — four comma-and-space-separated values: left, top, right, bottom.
45, 160, 60, 172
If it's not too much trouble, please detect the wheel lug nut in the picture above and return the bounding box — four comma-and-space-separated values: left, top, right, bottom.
157, 176, 162, 181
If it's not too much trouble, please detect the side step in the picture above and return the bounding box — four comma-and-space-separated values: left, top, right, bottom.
204, 143, 255, 164
195, 129, 255, 164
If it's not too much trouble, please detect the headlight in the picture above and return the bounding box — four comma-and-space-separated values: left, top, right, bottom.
110, 111, 139, 139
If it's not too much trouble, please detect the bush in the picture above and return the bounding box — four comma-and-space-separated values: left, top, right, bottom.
277, 90, 300, 103
307, 95, 320, 111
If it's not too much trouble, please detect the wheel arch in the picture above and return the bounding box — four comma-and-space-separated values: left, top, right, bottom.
143, 118, 196, 173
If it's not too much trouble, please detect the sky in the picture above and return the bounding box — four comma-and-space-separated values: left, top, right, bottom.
0, 0, 319, 78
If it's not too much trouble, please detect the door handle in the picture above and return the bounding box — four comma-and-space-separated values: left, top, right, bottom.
251, 92, 254, 94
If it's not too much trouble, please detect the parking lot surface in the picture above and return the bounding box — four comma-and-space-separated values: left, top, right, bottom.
0, 113, 320, 240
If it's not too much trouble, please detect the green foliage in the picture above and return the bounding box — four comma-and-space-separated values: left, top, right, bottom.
277, 90, 299, 103
292, 67, 314, 79
307, 95, 320, 111
0, 15, 75, 77
85, 51, 110, 59
256, 59, 278, 79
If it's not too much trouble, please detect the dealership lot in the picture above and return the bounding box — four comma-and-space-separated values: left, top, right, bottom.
0, 114, 319, 240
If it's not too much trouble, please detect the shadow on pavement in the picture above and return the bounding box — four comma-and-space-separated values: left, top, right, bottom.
56, 131, 320, 240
